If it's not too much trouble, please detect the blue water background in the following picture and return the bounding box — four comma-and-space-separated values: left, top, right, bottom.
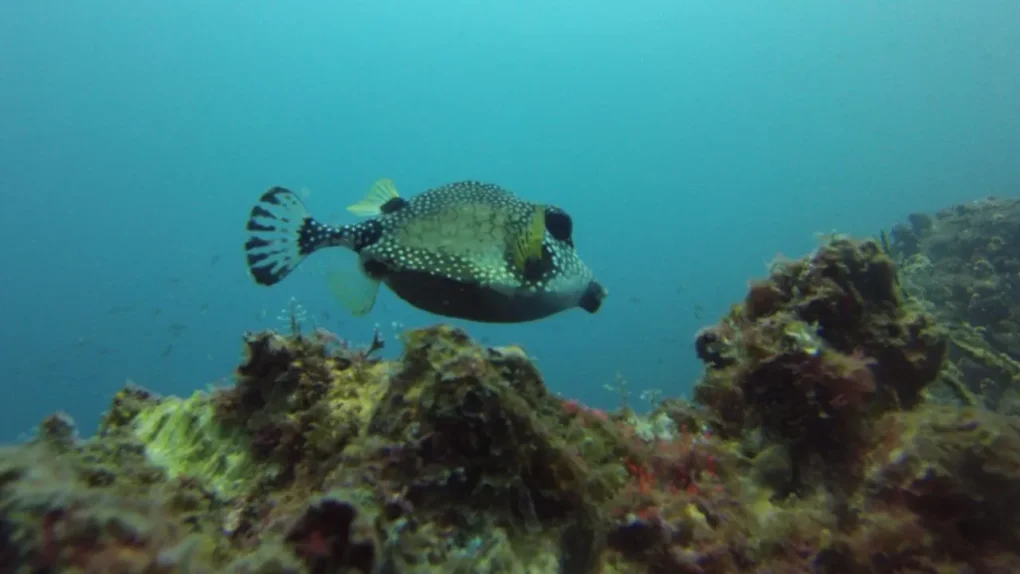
1, 1, 1018, 441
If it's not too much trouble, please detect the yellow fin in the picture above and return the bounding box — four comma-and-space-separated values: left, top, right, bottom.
512, 205, 546, 273
346, 179, 400, 217
325, 267, 380, 316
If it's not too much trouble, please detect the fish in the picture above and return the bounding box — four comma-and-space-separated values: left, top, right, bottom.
243, 179, 608, 323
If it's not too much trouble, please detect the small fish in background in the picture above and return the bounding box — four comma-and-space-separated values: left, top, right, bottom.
168, 322, 188, 338
243, 179, 608, 323
161, 343, 174, 357
107, 304, 135, 315
43, 358, 70, 369
209, 254, 222, 266
199, 302, 210, 313
693, 304, 705, 320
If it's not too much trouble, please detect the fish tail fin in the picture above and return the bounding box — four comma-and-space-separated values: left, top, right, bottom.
346, 179, 401, 217
325, 264, 381, 316
244, 186, 356, 286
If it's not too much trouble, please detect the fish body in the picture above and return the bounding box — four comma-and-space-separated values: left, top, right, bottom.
244, 179, 607, 323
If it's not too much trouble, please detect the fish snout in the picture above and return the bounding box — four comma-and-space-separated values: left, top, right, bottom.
579, 280, 608, 313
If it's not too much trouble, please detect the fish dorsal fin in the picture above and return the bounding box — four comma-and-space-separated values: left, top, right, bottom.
511, 205, 546, 276
347, 179, 400, 217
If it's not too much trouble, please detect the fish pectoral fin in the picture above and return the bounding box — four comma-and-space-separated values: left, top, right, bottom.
511, 205, 547, 274
326, 266, 381, 316
346, 179, 400, 217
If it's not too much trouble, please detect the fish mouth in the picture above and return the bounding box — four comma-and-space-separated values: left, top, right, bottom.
579, 280, 608, 313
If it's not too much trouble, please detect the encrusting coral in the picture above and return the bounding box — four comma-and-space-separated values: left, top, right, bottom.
2, 228, 1020, 573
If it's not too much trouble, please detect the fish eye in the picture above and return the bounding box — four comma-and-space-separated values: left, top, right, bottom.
545, 207, 573, 243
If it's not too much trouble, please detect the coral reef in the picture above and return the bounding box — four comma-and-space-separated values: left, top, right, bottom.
3, 231, 1020, 572
890, 197, 1020, 413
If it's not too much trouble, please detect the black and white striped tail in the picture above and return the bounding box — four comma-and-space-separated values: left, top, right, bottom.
244, 187, 352, 286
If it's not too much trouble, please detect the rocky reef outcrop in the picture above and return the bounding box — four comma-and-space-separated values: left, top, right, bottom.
890, 197, 1020, 414
3, 227, 1020, 572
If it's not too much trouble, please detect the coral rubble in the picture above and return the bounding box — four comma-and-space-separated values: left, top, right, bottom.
3, 231, 1020, 572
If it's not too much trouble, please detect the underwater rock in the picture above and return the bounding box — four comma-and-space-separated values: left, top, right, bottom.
692, 237, 947, 495
891, 197, 1020, 412
0, 418, 226, 572
863, 407, 1020, 556
284, 492, 378, 573
2, 235, 1020, 572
